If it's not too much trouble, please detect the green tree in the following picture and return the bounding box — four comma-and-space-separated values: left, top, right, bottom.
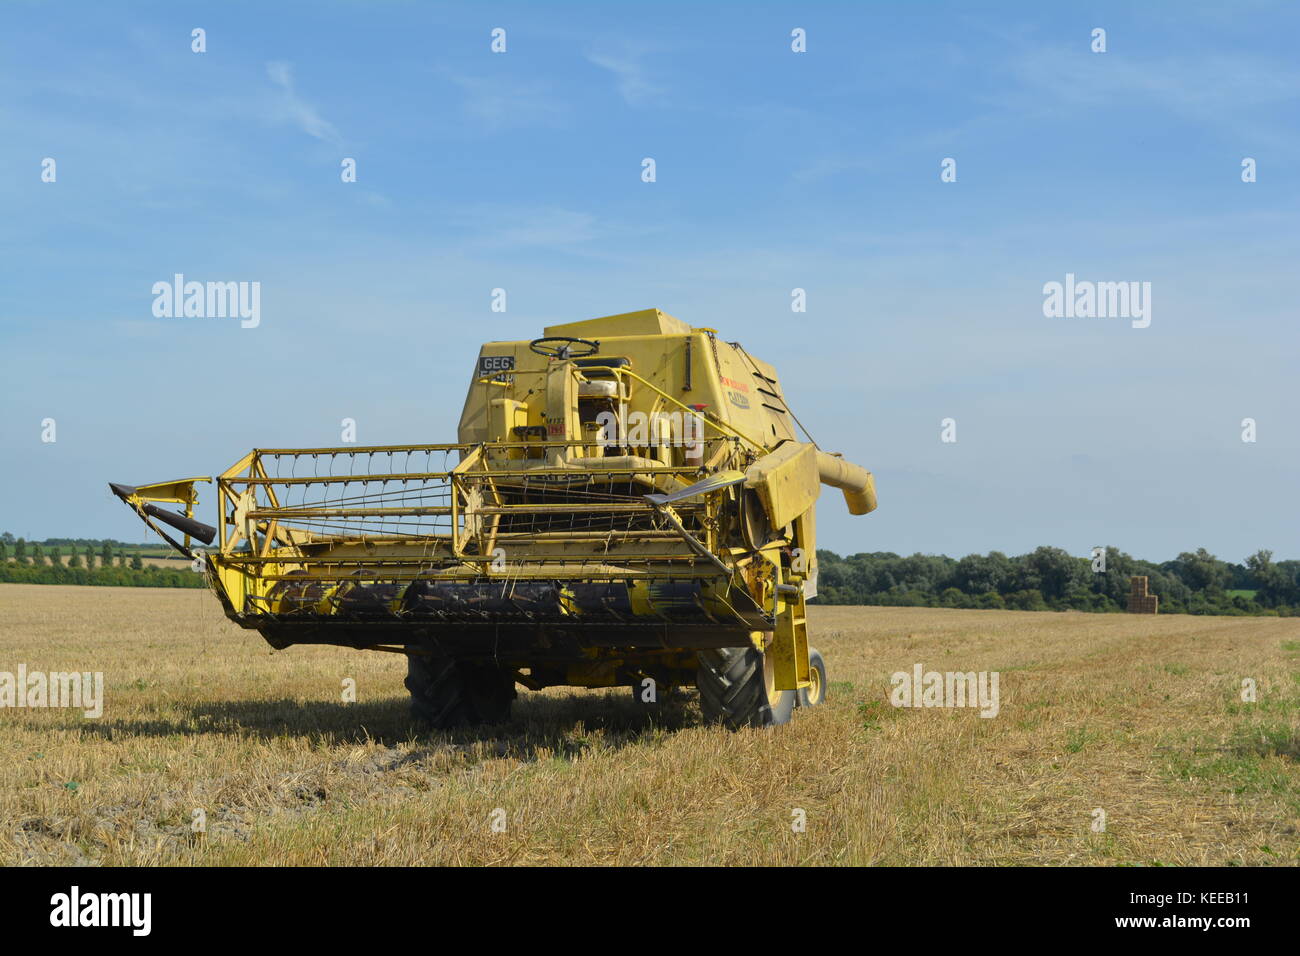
1173, 548, 1229, 592
954, 552, 1014, 594
940, 587, 971, 608
101, 542, 114, 566
1273, 560, 1300, 606
1245, 550, 1288, 606
1020, 546, 1085, 602
1005, 588, 1048, 611
1087, 546, 1137, 605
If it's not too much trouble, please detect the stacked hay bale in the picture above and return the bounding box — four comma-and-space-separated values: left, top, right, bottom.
1127, 575, 1159, 614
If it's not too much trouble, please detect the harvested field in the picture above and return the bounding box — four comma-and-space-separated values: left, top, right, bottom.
1, 583, 1297, 865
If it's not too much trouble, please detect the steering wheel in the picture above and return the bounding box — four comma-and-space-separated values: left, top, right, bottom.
529, 336, 600, 360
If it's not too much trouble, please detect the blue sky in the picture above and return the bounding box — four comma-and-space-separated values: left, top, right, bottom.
1, 0, 1296, 561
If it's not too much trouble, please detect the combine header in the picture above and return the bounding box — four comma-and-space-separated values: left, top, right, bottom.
111, 309, 876, 727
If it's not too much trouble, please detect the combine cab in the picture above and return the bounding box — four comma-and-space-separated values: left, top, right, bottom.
111, 309, 876, 728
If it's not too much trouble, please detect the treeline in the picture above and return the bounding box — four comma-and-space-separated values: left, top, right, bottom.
0, 533, 204, 589
813, 547, 1300, 616
0, 562, 205, 589
14, 535, 141, 550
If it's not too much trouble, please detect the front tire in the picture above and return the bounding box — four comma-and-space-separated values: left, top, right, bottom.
405, 651, 516, 728
797, 648, 827, 707
697, 646, 795, 729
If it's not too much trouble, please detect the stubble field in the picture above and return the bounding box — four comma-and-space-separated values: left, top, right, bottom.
1, 583, 1297, 865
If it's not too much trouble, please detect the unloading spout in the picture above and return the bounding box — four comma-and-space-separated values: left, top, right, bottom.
815, 451, 877, 515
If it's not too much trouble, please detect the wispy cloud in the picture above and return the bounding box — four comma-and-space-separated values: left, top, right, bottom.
266, 61, 340, 143
587, 51, 664, 106
445, 72, 567, 130
792, 155, 878, 184
984, 45, 1300, 158
1003, 47, 1300, 121
451, 205, 601, 249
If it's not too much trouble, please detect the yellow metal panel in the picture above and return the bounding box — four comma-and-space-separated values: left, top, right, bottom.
488, 398, 528, 445
771, 611, 811, 690
545, 362, 579, 444
770, 574, 811, 691
544, 308, 691, 338
744, 441, 820, 530
126, 476, 210, 505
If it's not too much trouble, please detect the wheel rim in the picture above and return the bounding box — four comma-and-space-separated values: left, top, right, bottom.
806, 660, 823, 705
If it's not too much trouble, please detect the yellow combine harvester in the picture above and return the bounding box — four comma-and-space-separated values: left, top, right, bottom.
111, 309, 876, 728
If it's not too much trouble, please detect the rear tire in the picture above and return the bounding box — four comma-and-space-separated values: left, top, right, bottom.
405, 651, 516, 728
697, 646, 794, 729
797, 648, 827, 707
